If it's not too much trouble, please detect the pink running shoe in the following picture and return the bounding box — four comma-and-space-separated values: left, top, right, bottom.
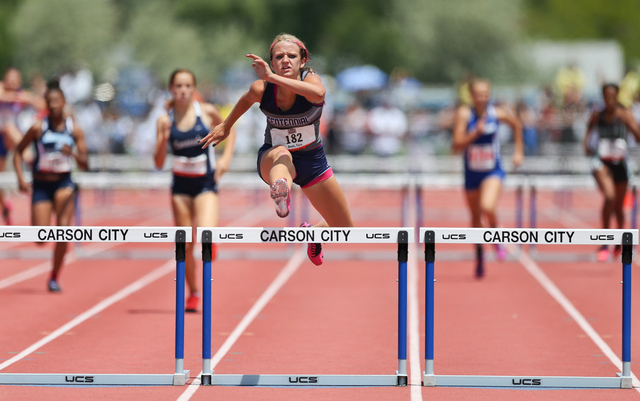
495, 244, 507, 261
596, 245, 609, 262
300, 222, 323, 265
270, 178, 290, 218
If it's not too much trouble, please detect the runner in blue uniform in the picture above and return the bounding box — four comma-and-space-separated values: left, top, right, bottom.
200, 33, 354, 266
0, 67, 45, 224
584, 83, 640, 261
154, 69, 236, 312
452, 79, 524, 277
13, 80, 88, 292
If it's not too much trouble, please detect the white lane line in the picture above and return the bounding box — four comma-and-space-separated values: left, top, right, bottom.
0, 259, 175, 371
507, 240, 640, 390
177, 248, 305, 401
408, 241, 424, 399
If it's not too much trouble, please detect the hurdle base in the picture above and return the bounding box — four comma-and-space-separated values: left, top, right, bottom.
421, 374, 627, 388
396, 370, 408, 386
619, 374, 633, 389
205, 374, 401, 386
173, 370, 190, 386
0, 372, 188, 386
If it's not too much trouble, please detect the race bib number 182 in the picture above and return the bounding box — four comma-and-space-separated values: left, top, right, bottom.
271, 125, 316, 151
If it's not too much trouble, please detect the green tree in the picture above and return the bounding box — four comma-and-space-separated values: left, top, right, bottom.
10, 0, 117, 79
0, 0, 20, 73
525, 0, 640, 63
394, 0, 527, 83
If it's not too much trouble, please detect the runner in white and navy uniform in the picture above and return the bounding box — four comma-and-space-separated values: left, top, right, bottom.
169, 101, 218, 197
200, 33, 354, 266
154, 69, 236, 312
14, 80, 88, 292
452, 79, 524, 278
584, 83, 640, 262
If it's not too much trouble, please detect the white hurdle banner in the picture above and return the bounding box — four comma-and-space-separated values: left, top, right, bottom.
420, 227, 637, 389
0, 226, 193, 386
196, 226, 414, 387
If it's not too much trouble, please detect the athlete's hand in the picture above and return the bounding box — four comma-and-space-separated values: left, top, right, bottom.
215, 155, 231, 182
475, 118, 486, 136
17, 179, 30, 194
200, 122, 228, 149
512, 151, 524, 169
246, 54, 273, 81
61, 144, 73, 156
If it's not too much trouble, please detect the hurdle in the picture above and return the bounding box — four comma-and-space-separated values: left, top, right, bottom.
421, 227, 637, 388
197, 226, 413, 386
0, 226, 192, 386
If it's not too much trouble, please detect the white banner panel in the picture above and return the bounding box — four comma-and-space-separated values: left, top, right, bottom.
419, 228, 639, 245
197, 227, 414, 244
0, 226, 192, 243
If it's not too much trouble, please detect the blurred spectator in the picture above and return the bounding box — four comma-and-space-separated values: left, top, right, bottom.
102, 107, 134, 154
60, 67, 94, 105
73, 100, 105, 154
618, 68, 640, 108
515, 99, 538, 156
555, 63, 585, 107
335, 99, 368, 155
367, 98, 408, 157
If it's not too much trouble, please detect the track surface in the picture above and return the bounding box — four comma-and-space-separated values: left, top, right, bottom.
0, 185, 638, 400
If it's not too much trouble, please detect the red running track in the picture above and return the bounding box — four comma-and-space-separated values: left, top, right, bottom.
0, 186, 638, 401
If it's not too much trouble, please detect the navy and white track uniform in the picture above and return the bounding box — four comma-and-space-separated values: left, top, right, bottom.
32, 117, 76, 204
590, 110, 630, 183
257, 71, 333, 188
463, 105, 505, 190
169, 101, 217, 197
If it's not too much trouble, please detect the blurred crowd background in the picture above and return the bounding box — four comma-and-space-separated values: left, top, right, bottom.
2, 0, 640, 169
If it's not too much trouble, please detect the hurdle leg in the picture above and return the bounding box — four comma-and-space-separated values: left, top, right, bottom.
174, 230, 190, 385
529, 185, 537, 256
201, 230, 213, 385
397, 231, 408, 386
621, 232, 633, 388
423, 230, 435, 386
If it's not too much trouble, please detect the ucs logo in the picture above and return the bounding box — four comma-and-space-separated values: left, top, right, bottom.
512, 378, 541, 386
365, 233, 391, 240
0, 232, 20, 238
442, 234, 466, 240
288, 376, 318, 384
590, 234, 614, 241
219, 233, 244, 240
65, 376, 94, 383
144, 232, 169, 239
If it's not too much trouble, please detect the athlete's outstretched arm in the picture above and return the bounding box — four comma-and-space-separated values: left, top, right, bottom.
620, 108, 640, 142
204, 103, 237, 181
452, 106, 483, 153
13, 123, 39, 193
153, 115, 171, 169
246, 54, 325, 104
70, 121, 89, 170
496, 107, 524, 167
583, 112, 598, 155
200, 80, 264, 148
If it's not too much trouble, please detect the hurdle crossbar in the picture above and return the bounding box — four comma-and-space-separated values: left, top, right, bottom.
0, 226, 192, 386
197, 226, 413, 387
421, 227, 637, 389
